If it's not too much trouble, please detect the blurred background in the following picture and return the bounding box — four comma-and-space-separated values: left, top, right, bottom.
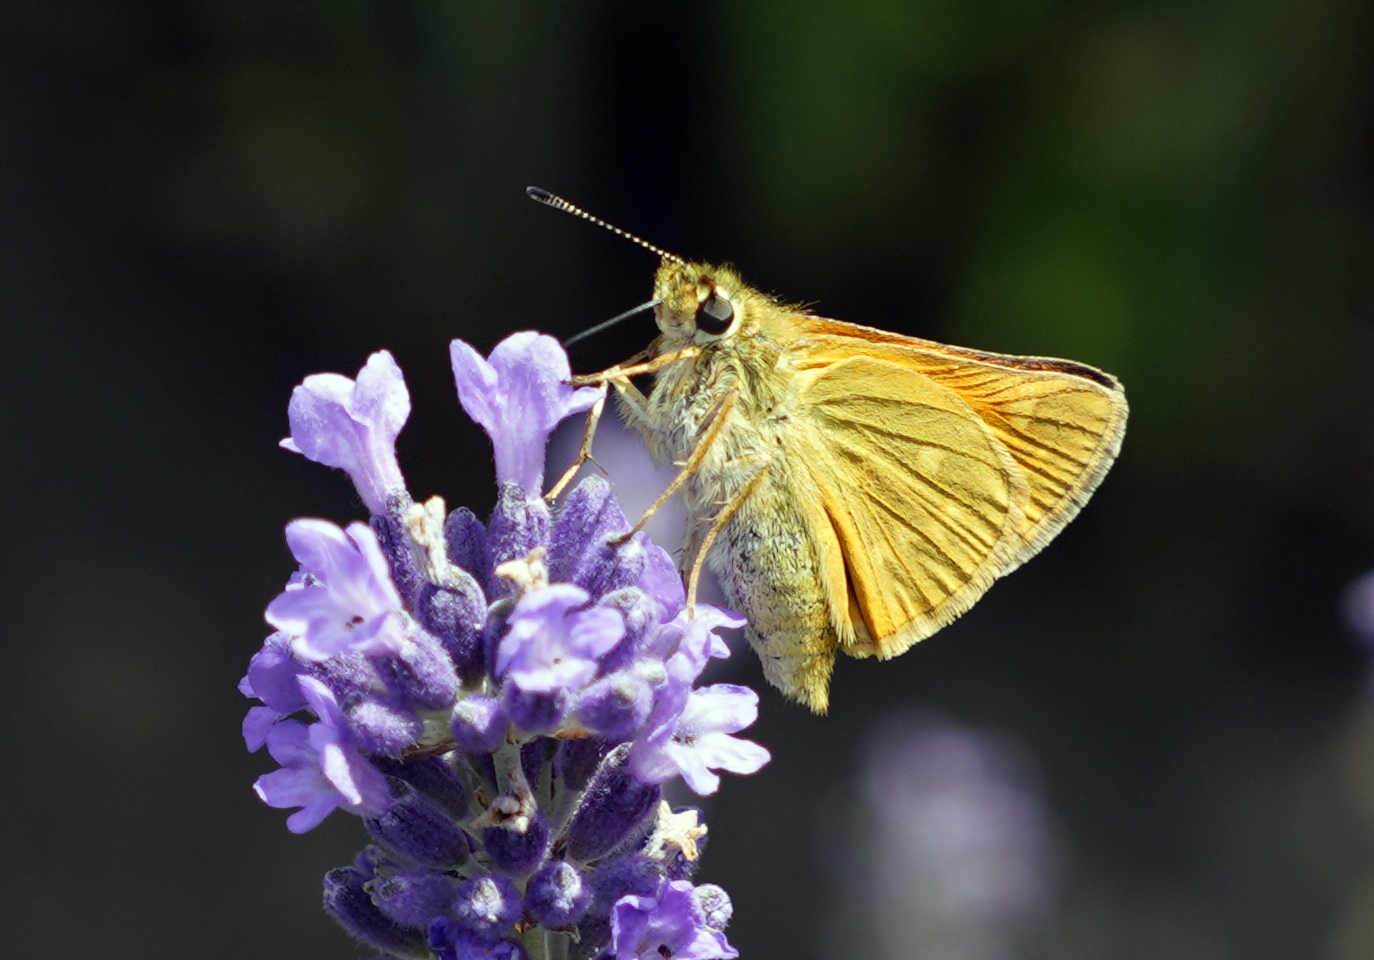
4, 1, 1374, 957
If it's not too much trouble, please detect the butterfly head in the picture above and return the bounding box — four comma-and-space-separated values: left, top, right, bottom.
652, 260, 753, 347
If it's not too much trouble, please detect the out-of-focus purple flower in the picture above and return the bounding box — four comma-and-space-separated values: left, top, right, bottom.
631, 683, 770, 796
495, 584, 624, 694
450, 332, 600, 496
822, 712, 1058, 960
282, 350, 410, 514
1346, 570, 1374, 651
608, 879, 739, 960
253, 676, 391, 833
265, 519, 408, 662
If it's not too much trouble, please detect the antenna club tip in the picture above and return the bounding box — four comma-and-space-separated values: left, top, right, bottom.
526, 186, 553, 202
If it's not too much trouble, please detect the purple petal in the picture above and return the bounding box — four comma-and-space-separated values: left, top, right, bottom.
282, 351, 410, 513
252, 678, 390, 831
242, 705, 281, 752
630, 684, 769, 795
451, 333, 601, 496
240, 632, 307, 713
496, 584, 625, 695
609, 880, 738, 960
266, 520, 407, 662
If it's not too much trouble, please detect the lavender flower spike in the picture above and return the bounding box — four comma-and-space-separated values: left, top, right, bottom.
248, 333, 761, 959
450, 332, 601, 496
282, 350, 410, 514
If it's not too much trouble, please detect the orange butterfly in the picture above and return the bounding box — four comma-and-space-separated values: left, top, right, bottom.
534, 189, 1127, 713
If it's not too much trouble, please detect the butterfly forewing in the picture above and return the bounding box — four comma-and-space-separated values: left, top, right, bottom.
784, 321, 1126, 659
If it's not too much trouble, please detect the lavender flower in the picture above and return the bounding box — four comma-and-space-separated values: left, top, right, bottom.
265, 519, 408, 662
281, 350, 411, 514
245, 332, 765, 959
252, 676, 392, 833
450, 331, 601, 496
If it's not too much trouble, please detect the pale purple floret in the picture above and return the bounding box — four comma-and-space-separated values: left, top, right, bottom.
239, 632, 306, 751
495, 583, 625, 694
265, 519, 407, 663
609, 879, 738, 960
281, 350, 410, 514
450, 332, 601, 496
253, 676, 391, 833
643, 606, 740, 669
631, 683, 770, 796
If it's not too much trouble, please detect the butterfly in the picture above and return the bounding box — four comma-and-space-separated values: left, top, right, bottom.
532, 188, 1128, 713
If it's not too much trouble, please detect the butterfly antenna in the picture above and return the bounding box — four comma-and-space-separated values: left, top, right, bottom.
526, 186, 686, 265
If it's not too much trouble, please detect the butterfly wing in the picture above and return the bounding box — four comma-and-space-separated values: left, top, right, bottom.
784, 318, 1127, 659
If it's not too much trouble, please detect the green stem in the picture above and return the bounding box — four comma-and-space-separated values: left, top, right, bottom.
523, 925, 548, 960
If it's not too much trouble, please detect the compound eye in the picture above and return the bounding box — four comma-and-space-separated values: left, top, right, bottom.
695, 291, 735, 335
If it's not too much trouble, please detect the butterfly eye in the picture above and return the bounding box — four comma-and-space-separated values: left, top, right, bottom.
695, 291, 735, 335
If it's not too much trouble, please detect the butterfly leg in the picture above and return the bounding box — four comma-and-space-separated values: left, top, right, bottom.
608, 375, 652, 431
567, 344, 701, 387
549, 347, 702, 502
609, 387, 740, 546
543, 383, 610, 502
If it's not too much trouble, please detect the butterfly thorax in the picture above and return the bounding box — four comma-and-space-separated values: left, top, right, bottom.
637, 262, 801, 507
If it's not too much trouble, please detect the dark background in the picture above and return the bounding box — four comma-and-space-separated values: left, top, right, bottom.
5, 1, 1374, 958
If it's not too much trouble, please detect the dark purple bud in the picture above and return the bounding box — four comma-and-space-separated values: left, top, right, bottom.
371, 508, 425, 603
374, 631, 460, 712
365, 780, 472, 869
481, 602, 512, 681
482, 807, 551, 877
502, 686, 568, 736
444, 507, 491, 591
347, 698, 426, 756
553, 738, 612, 794
548, 477, 643, 599
323, 865, 428, 959
371, 867, 462, 929
521, 737, 555, 787
451, 873, 522, 939
587, 854, 664, 909
373, 756, 468, 819
312, 649, 386, 699
487, 484, 550, 590
565, 746, 661, 863
574, 670, 654, 742
525, 859, 590, 927
694, 883, 733, 932
452, 695, 507, 754
416, 575, 487, 679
